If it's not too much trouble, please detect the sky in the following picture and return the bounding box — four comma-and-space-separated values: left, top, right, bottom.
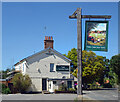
91, 23, 107, 31
2, 2, 118, 70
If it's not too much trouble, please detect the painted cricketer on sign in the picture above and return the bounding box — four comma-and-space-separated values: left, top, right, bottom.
84, 21, 108, 51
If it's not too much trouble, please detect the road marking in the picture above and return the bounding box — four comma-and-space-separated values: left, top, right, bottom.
113, 95, 118, 97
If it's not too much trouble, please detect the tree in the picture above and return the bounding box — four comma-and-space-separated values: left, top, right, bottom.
110, 54, 120, 84
12, 73, 31, 93
0, 68, 14, 79
65, 48, 106, 84
64, 48, 77, 72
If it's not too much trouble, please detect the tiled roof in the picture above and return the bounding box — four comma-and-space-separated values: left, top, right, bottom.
14, 47, 71, 66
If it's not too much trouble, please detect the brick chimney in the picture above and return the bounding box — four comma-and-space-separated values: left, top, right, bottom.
44, 36, 54, 49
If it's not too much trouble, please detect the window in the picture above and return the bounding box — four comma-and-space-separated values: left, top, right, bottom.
67, 81, 72, 89
23, 64, 24, 72
19, 66, 21, 70
50, 63, 54, 72
53, 81, 56, 84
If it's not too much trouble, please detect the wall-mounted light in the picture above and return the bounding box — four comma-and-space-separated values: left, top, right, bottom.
37, 68, 41, 73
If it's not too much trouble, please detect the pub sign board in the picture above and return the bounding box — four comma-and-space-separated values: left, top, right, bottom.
56, 65, 69, 71
84, 21, 108, 51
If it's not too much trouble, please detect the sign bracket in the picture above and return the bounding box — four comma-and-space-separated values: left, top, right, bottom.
69, 8, 111, 96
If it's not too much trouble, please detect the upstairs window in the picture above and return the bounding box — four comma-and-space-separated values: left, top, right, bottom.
23, 64, 24, 72
50, 63, 54, 72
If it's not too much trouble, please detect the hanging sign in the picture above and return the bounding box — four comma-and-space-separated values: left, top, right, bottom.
84, 21, 108, 51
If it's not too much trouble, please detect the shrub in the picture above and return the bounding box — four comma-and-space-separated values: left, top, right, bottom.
103, 77, 112, 88
88, 81, 100, 89
2, 88, 11, 94
58, 83, 67, 91
68, 88, 76, 91
0, 83, 11, 94
12, 73, 31, 93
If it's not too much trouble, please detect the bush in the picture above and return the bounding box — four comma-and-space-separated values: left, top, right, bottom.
108, 72, 118, 88
103, 83, 112, 88
0, 84, 11, 94
2, 88, 11, 94
68, 88, 76, 91
88, 81, 101, 89
58, 83, 67, 91
103, 77, 112, 88
12, 73, 31, 93
54, 88, 76, 94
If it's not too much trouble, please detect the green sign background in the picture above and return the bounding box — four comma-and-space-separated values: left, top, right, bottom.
56, 65, 69, 71
84, 21, 108, 51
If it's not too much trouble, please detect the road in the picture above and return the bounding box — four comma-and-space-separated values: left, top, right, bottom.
1, 88, 119, 101
83, 88, 118, 100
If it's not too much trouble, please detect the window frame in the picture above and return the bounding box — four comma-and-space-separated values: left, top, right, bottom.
50, 63, 55, 72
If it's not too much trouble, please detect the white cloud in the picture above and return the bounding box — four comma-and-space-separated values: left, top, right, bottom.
91, 23, 107, 31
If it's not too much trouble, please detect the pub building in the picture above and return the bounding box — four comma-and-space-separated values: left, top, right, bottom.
14, 36, 77, 93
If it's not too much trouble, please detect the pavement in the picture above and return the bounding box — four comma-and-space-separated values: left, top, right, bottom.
0, 88, 119, 101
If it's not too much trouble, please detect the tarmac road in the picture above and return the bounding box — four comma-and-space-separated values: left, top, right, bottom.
83, 88, 118, 100
1, 88, 119, 101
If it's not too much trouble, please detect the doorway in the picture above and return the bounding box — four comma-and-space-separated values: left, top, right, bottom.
42, 78, 47, 90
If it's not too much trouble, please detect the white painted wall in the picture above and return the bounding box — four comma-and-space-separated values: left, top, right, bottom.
26, 49, 71, 79
15, 49, 71, 92
15, 61, 26, 75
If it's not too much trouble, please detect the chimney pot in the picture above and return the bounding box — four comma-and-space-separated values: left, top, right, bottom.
46, 36, 48, 40
49, 36, 50, 40
51, 36, 53, 40
45, 36, 47, 40
44, 36, 54, 49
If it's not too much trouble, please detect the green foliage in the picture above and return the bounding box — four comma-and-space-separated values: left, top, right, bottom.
12, 73, 31, 93
55, 87, 76, 93
58, 83, 67, 91
66, 48, 105, 84
110, 54, 120, 83
65, 48, 77, 71
0, 68, 14, 79
68, 88, 76, 91
88, 81, 100, 89
2, 88, 11, 94
64, 48, 120, 88
0, 83, 11, 94
108, 71, 118, 87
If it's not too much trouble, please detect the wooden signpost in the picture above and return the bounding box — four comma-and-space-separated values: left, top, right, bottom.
69, 8, 111, 96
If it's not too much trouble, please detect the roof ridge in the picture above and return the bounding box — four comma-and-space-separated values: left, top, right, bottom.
14, 48, 71, 66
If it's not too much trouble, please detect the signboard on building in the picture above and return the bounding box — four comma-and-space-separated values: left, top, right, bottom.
84, 21, 108, 51
56, 65, 69, 71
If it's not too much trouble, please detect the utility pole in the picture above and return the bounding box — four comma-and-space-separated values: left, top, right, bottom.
69, 8, 111, 96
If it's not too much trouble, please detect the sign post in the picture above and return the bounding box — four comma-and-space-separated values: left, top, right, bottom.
69, 8, 111, 96
77, 8, 82, 95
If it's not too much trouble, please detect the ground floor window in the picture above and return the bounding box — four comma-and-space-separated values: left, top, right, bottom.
53, 81, 56, 84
